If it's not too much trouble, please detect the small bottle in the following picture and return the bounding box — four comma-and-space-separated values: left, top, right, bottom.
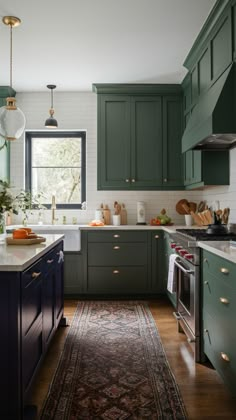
72, 217, 77, 225
62, 216, 67, 225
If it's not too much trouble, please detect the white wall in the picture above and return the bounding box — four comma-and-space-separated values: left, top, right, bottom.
201, 148, 236, 223
10, 91, 209, 226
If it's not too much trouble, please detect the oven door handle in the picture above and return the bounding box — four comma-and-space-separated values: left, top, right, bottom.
174, 259, 194, 275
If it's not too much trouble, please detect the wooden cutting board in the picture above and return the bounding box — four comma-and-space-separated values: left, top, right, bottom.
6, 236, 46, 245
176, 199, 190, 215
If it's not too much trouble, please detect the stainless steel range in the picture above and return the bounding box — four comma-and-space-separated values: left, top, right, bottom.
169, 228, 236, 363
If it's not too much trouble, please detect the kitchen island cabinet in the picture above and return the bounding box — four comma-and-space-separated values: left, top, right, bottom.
202, 249, 236, 396
93, 84, 183, 190
0, 234, 65, 420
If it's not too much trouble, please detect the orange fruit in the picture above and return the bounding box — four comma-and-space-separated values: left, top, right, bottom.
13, 229, 29, 239
19, 227, 32, 234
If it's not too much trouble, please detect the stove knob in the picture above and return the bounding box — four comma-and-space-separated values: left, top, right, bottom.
185, 253, 194, 261
175, 246, 183, 251
179, 249, 188, 256
170, 243, 177, 249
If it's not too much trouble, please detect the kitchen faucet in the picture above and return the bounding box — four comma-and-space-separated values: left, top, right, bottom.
51, 195, 58, 224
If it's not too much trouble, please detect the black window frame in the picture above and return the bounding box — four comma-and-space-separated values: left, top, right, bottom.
25, 130, 86, 209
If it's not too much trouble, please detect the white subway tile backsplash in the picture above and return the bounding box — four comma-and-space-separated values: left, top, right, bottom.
9, 91, 236, 226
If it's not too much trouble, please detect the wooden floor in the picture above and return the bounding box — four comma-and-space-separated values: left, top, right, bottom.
29, 297, 236, 419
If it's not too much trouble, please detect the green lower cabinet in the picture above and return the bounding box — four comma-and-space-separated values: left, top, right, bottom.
0, 87, 15, 182
64, 252, 83, 295
202, 250, 236, 396
80, 229, 164, 296
184, 150, 229, 189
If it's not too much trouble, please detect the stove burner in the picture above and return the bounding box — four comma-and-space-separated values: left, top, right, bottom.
176, 228, 236, 241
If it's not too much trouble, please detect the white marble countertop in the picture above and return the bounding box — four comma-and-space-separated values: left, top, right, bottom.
197, 241, 236, 263
0, 234, 64, 272
78, 224, 189, 233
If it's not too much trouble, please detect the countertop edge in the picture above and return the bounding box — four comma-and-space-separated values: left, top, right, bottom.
198, 241, 236, 263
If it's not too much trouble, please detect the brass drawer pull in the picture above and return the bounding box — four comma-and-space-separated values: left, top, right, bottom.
47, 259, 54, 264
220, 267, 229, 274
113, 270, 120, 274
220, 297, 229, 305
125, 178, 130, 183
203, 258, 208, 263
204, 329, 209, 333
113, 246, 120, 250
221, 352, 230, 362
131, 178, 135, 183
113, 234, 120, 238
154, 235, 159, 239
204, 281, 208, 285
31, 272, 41, 279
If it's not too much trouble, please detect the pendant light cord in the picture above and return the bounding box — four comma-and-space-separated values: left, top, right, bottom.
10, 23, 13, 88
51, 88, 54, 109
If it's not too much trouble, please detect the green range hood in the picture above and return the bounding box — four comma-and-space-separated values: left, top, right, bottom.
182, 64, 236, 152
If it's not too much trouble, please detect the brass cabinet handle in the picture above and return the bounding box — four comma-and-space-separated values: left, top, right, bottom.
220, 267, 229, 274
203, 258, 208, 263
204, 329, 209, 333
221, 352, 230, 362
113, 270, 120, 274
154, 235, 159, 239
47, 259, 54, 264
204, 281, 208, 285
220, 297, 229, 305
163, 178, 167, 183
31, 272, 41, 279
113, 246, 120, 250
125, 178, 130, 183
113, 234, 120, 238
131, 178, 135, 183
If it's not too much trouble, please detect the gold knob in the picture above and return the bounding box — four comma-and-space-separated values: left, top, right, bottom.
125, 178, 130, 183
131, 178, 135, 183
221, 352, 230, 362
220, 297, 229, 305
220, 267, 229, 274
113, 246, 120, 250
113, 270, 119, 274
204, 329, 209, 333
113, 234, 120, 238
204, 281, 208, 285
163, 178, 167, 182
155, 235, 159, 239
31, 272, 41, 279
203, 258, 208, 263
47, 259, 54, 264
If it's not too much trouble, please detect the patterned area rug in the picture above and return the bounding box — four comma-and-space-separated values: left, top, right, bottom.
40, 301, 187, 419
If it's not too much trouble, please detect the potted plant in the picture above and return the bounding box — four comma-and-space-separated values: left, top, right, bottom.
0, 180, 18, 233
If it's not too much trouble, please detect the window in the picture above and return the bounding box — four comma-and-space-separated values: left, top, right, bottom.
25, 131, 86, 209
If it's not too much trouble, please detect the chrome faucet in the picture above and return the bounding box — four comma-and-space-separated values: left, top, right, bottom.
51, 195, 58, 224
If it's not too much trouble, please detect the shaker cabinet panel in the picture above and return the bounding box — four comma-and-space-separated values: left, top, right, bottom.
98, 95, 130, 189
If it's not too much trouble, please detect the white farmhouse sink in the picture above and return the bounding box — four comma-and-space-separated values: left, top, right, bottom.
8, 224, 81, 251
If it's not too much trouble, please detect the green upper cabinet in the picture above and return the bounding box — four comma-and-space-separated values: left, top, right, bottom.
94, 84, 183, 191
0, 86, 15, 182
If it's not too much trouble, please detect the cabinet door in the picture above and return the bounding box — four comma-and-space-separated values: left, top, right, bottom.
162, 96, 183, 187
54, 244, 64, 326
42, 265, 55, 349
150, 231, 163, 293
130, 96, 162, 187
0, 96, 10, 182
98, 94, 130, 189
184, 150, 202, 186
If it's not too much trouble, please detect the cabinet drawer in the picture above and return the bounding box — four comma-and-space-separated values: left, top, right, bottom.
203, 271, 236, 321
87, 266, 148, 293
88, 242, 147, 266
203, 250, 236, 290
87, 230, 148, 243
44, 242, 63, 273
203, 310, 236, 394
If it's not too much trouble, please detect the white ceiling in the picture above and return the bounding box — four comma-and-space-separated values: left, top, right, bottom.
0, 0, 216, 92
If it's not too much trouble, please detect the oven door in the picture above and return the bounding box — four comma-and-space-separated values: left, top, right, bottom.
174, 257, 199, 337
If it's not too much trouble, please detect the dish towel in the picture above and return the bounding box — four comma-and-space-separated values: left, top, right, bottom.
167, 254, 178, 293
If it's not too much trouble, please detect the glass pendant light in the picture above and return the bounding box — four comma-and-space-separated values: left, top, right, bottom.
0, 16, 26, 141
45, 84, 58, 128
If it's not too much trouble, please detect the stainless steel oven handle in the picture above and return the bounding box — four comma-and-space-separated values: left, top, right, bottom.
174, 259, 194, 274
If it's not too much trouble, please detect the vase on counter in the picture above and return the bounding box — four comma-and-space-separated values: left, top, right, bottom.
0, 212, 6, 234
